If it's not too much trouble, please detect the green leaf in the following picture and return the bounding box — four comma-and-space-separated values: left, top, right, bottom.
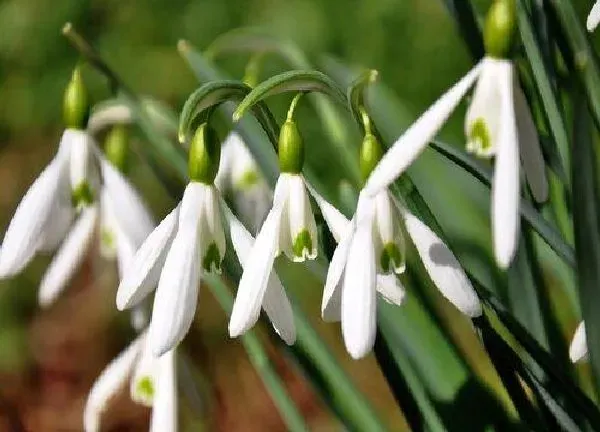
571, 88, 600, 392
347, 69, 379, 134
440, 0, 485, 60
178, 80, 279, 147
232, 70, 348, 122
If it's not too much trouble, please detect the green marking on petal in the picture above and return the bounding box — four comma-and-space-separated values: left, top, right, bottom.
101, 228, 115, 249
467, 118, 492, 154
236, 170, 260, 188
380, 243, 404, 274
71, 182, 95, 207
292, 229, 313, 259
202, 242, 222, 273
136, 376, 155, 401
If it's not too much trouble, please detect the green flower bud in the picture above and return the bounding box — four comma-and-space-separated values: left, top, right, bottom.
104, 124, 129, 173
360, 133, 383, 183
188, 123, 221, 184
278, 119, 304, 174
484, 0, 516, 59
63, 66, 89, 130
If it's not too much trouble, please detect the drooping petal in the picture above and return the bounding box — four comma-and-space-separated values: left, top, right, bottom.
364, 61, 483, 195
225, 204, 295, 343
322, 222, 355, 322
403, 210, 482, 317
230, 185, 272, 235
100, 158, 155, 247
116, 207, 179, 311
149, 350, 177, 432
229, 202, 285, 338
87, 103, 133, 134
198, 185, 226, 273
83, 333, 145, 432
305, 183, 350, 242
0, 152, 69, 277
130, 336, 161, 407
214, 132, 236, 191
569, 322, 588, 363
588, 1, 600, 32
69, 130, 100, 200
374, 191, 406, 274
492, 62, 521, 269
341, 213, 377, 359
148, 184, 204, 356
376, 274, 406, 306
285, 175, 318, 262
514, 83, 548, 203
38, 205, 99, 307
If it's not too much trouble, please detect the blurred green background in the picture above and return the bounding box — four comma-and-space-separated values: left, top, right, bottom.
0, 0, 596, 430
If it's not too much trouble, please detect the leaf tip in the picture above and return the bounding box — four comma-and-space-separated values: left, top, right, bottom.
177, 39, 191, 53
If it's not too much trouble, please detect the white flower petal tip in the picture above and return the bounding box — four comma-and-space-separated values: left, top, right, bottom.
588, 2, 600, 32
403, 211, 482, 318
341, 219, 377, 360
38, 205, 99, 308
376, 274, 406, 306
229, 204, 284, 339
569, 322, 588, 363
363, 62, 484, 196
116, 207, 179, 311
149, 350, 177, 432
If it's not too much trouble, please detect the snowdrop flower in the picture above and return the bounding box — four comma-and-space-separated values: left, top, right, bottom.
317, 133, 481, 359
588, 2, 600, 32
117, 123, 296, 356
37, 124, 155, 307
229, 100, 323, 339
364, 0, 547, 269
569, 322, 588, 363
83, 331, 177, 432
215, 132, 272, 233
0, 67, 99, 278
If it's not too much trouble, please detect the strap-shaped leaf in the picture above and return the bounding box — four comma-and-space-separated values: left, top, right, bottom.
233, 70, 348, 122
178, 80, 279, 148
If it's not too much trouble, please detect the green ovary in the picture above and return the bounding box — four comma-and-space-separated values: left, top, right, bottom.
71, 182, 94, 207
380, 243, 404, 273
136, 376, 155, 401
468, 118, 492, 155
292, 229, 313, 259
202, 243, 222, 272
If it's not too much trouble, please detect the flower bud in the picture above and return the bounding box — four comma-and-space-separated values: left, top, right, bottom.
63, 66, 89, 130
188, 123, 221, 184
360, 133, 383, 183
278, 119, 304, 174
104, 124, 129, 173
484, 0, 516, 59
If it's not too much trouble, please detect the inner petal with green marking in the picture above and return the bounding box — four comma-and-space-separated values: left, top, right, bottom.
466, 118, 493, 157
71, 181, 95, 208
292, 229, 313, 260
202, 242, 222, 273
380, 242, 405, 274
136, 376, 155, 402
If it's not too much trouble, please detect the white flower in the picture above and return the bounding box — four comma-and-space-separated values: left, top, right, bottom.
215, 132, 272, 234
117, 179, 296, 354
316, 189, 481, 359
588, 1, 600, 32
364, 57, 548, 269
83, 332, 177, 432
569, 322, 588, 363
228, 173, 318, 339
37, 156, 154, 307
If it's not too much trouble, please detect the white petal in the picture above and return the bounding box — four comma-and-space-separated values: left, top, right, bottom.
588, 1, 600, 32
305, 183, 350, 242
100, 158, 155, 247
130, 304, 149, 331
403, 211, 482, 317
130, 336, 161, 406
148, 185, 204, 356
229, 203, 285, 338
285, 175, 318, 262
214, 134, 234, 192
38, 205, 99, 307
230, 185, 272, 235
225, 204, 295, 344
514, 83, 548, 203
149, 350, 177, 432
199, 185, 226, 272
87, 103, 132, 134
322, 222, 355, 322
341, 215, 377, 359
116, 207, 179, 310
376, 274, 406, 306
0, 152, 69, 277
364, 61, 483, 195
68, 130, 99, 195
569, 322, 588, 363
374, 191, 405, 274
492, 63, 521, 269
83, 333, 145, 432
